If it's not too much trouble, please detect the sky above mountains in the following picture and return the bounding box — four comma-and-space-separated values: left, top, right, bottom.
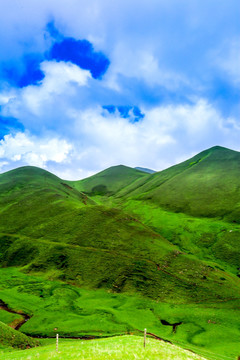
0, 0, 239, 179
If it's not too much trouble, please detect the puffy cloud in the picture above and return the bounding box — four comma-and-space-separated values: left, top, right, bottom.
2, 61, 91, 127
68, 99, 237, 173
0, 132, 72, 169
0, 97, 239, 179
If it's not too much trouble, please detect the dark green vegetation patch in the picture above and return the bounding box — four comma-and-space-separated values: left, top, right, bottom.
0, 320, 38, 350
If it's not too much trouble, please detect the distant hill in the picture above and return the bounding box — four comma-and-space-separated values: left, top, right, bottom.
70, 165, 147, 195
135, 167, 156, 174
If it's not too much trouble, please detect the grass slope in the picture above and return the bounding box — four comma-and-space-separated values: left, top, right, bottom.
0, 321, 38, 350
122, 200, 240, 275
70, 165, 147, 196
117, 146, 240, 222
0, 336, 208, 360
2, 166, 237, 303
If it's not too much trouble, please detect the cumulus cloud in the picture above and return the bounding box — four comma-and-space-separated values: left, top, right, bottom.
0, 96, 239, 179
0, 132, 72, 169
66, 99, 237, 174
2, 61, 91, 129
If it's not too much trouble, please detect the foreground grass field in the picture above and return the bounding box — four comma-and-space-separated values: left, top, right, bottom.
0, 336, 208, 360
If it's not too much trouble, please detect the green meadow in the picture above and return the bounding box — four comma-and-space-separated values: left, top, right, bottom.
0, 336, 209, 360
0, 268, 239, 359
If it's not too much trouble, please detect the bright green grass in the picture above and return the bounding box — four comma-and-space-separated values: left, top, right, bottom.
0, 268, 239, 359
0, 336, 208, 360
122, 200, 240, 273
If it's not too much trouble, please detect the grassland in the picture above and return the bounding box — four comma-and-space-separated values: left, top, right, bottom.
0, 268, 239, 359
122, 200, 240, 274
0, 336, 210, 360
0, 147, 240, 359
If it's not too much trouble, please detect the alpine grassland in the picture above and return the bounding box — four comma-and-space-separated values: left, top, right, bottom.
0, 336, 208, 360
0, 146, 240, 359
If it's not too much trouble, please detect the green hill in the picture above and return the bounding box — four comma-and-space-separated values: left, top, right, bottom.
70, 165, 147, 196
117, 146, 240, 222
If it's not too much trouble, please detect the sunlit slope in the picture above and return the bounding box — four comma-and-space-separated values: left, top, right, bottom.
0, 166, 239, 302
0, 336, 209, 360
0, 166, 94, 209
117, 146, 240, 222
70, 165, 147, 195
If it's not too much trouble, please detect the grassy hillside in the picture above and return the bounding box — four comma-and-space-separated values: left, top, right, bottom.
2, 165, 238, 303
70, 165, 147, 196
0, 336, 208, 360
0, 320, 38, 350
122, 200, 240, 275
117, 146, 240, 222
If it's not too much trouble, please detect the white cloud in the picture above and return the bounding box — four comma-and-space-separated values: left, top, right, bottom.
60, 98, 238, 176
106, 45, 188, 91
0, 132, 72, 168
4, 61, 91, 118
1, 97, 239, 179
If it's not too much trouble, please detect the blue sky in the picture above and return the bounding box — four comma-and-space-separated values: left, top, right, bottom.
0, 0, 239, 179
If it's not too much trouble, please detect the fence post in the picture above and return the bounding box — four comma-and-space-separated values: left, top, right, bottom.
144, 328, 147, 348
56, 333, 59, 352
